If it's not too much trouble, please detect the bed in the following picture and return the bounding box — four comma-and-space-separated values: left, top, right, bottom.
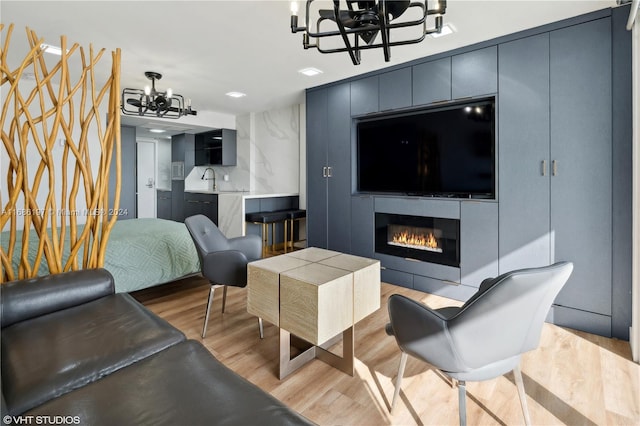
1, 218, 201, 293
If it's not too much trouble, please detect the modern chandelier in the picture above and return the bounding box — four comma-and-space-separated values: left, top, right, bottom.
290, 0, 447, 65
121, 71, 197, 119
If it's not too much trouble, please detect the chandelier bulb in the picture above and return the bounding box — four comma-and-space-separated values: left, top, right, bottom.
290, 1, 299, 16
144, 85, 151, 96
166, 88, 173, 98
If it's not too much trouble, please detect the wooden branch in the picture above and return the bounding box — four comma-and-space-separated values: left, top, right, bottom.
1, 25, 121, 283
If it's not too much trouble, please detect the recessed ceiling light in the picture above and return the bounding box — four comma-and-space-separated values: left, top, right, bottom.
226, 92, 247, 98
149, 129, 166, 133
40, 43, 67, 56
298, 67, 323, 77
430, 23, 456, 38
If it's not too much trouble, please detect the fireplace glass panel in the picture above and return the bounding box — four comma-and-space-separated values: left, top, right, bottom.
375, 213, 460, 267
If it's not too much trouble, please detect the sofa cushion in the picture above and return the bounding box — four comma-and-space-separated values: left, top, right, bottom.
26, 340, 315, 426
1, 293, 185, 415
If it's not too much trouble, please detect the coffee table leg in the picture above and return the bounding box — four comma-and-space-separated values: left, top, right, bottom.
279, 328, 316, 380
315, 326, 354, 376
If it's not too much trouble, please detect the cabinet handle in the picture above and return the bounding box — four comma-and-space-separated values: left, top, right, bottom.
541, 160, 547, 176
552, 160, 558, 176
322, 166, 327, 178
327, 166, 333, 178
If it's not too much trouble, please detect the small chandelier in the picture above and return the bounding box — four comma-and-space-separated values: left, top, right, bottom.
290, 0, 447, 65
121, 71, 197, 119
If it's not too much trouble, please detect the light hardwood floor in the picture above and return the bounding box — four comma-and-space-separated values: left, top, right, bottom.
133, 276, 640, 426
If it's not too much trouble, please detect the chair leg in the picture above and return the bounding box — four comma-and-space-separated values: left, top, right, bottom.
513, 364, 532, 426
457, 380, 467, 426
221, 285, 228, 313
202, 285, 217, 338
258, 317, 264, 339
261, 223, 268, 257
391, 352, 408, 412
284, 219, 288, 253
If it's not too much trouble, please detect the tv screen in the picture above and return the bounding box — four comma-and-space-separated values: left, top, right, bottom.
357, 98, 495, 198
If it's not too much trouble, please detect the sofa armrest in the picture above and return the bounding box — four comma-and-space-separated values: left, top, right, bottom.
1, 268, 115, 328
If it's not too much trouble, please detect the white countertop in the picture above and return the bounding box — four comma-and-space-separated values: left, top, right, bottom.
184, 189, 298, 199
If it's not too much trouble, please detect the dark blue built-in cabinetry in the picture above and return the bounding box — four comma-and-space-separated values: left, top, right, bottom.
305, 6, 632, 339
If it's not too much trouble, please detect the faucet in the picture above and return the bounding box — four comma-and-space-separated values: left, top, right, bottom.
201, 167, 217, 191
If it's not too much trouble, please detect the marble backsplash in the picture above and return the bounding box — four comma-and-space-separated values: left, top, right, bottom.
184, 104, 300, 194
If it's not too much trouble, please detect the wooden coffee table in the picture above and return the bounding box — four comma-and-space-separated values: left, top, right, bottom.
247, 247, 380, 379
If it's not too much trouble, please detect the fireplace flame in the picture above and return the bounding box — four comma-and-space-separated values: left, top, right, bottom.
392, 230, 439, 250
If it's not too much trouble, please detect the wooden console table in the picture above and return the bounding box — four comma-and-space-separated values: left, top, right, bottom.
247, 247, 380, 379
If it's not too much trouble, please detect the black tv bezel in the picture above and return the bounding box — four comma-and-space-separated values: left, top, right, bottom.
355, 97, 497, 200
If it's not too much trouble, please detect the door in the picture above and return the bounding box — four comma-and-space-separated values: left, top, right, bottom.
327, 83, 352, 253
498, 33, 551, 273
550, 18, 612, 316
136, 140, 157, 218
306, 88, 329, 248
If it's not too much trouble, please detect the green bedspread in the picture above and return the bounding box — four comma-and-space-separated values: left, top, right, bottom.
1, 218, 200, 293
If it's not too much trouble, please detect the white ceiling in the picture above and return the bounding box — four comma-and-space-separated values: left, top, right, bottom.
1, 0, 619, 137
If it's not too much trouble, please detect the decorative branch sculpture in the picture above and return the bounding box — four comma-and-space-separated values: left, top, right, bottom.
0, 24, 121, 282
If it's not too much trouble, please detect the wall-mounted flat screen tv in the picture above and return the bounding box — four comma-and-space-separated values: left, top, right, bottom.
356, 98, 495, 199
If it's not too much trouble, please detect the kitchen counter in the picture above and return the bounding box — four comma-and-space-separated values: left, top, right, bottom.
184, 189, 298, 199
186, 191, 298, 238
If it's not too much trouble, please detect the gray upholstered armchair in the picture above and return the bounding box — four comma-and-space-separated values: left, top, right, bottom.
386, 261, 573, 426
184, 214, 262, 338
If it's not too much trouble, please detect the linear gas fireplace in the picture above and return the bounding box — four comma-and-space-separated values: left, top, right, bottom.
375, 213, 460, 267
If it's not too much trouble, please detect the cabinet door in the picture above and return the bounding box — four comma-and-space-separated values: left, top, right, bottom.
184, 134, 195, 174
221, 129, 237, 166
350, 76, 379, 116
306, 88, 329, 248
351, 195, 374, 257
461, 202, 499, 286
171, 180, 185, 222
171, 134, 185, 162
412, 57, 451, 106
550, 18, 612, 316
202, 199, 218, 225
379, 68, 412, 111
327, 83, 352, 253
452, 46, 497, 99
498, 33, 551, 273
157, 192, 172, 220
183, 198, 201, 221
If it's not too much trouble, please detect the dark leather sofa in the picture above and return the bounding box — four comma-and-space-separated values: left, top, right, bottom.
0, 268, 313, 425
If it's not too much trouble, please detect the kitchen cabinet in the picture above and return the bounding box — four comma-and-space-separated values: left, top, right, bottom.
184, 192, 218, 224
157, 191, 172, 220
195, 129, 237, 166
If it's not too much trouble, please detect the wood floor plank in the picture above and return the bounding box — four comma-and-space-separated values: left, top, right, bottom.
133, 276, 640, 425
